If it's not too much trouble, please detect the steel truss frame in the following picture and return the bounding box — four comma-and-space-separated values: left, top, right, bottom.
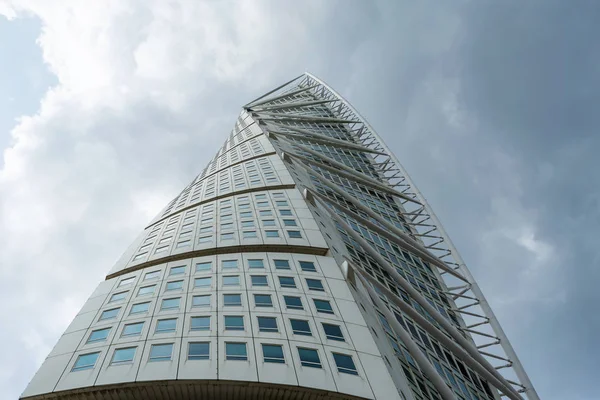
244, 73, 539, 400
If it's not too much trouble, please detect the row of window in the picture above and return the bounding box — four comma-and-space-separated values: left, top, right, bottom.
111, 275, 326, 304
89, 315, 345, 342
73, 343, 358, 375
119, 259, 319, 288
100, 295, 335, 320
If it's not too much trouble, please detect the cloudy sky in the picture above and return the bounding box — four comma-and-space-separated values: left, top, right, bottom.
0, 1, 597, 399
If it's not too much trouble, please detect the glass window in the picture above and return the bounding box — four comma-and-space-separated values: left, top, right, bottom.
118, 277, 135, 287
130, 302, 150, 315
192, 295, 210, 307
262, 344, 285, 364
225, 342, 247, 361
275, 200, 288, 207
190, 316, 210, 331
262, 219, 276, 227
298, 348, 321, 368
195, 277, 211, 288
221, 232, 234, 240
322, 323, 345, 341
222, 259, 238, 269
111, 347, 136, 365
283, 219, 297, 227
240, 211, 252, 218
259, 210, 272, 217
122, 322, 144, 337
274, 259, 290, 270
198, 226, 212, 234
290, 319, 311, 336
221, 222, 233, 230
287, 230, 302, 239
257, 316, 278, 332
243, 230, 257, 238
333, 353, 358, 375
198, 235, 212, 243
149, 343, 173, 362
145, 271, 160, 280
278, 276, 296, 288
99, 308, 120, 321
279, 209, 292, 216
156, 318, 177, 333
161, 298, 180, 310
166, 280, 183, 291
195, 261, 211, 272
87, 327, 110, 343
109, 291, 128, 303
223, 294, 242, 306
188, 342, 210, 360
248, 259, 264, 269
251, 275, 268, 287
306, 279, 324, 292
224, 315, 244, 331
314, 299, 334, 314
299, 261, 317, 272
265, 230, 280, 238
254, 294, 273, 307
170, 266, 185, 275
241, 220, 255, 228
138, 285, 156, 296
72, 352, 100, 371
257, 201, 269, 207
222, 275, 240, 286
284, 296, 303, 310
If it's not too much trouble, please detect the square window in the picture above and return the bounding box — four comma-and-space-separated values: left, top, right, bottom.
190, 316, 210, 331
248, 259, 264, 269
118, 277, 135, 287
109, 291, 128, 303
257, 316, 278, 332
279, 276, 296, 288
122, 322, 144, 337
243, 230, 257, 238
138, 285, 156, 296
192, 295, 211, 307
225, 342, 247, 361
322, 323, 345, 341
188, 342, 210, 360
251, 275, 268, 287
145, 271, 160, 280
290, 319, 311, 336
262, 219, 276, 227
72, 352, 100, 371
313, 299, 334, 314
195, 277, 212, 288
87, 327, 111, 343
265, 230, 280, 238
274, 259, 290, 270
279, 209, 292, 216
306, 279, 325, 292
149, 343, 173, 362
333, 353, 358, 375
287, 230, 302, 239
262, 344, 285, 364
222, 259, 238, 269
223, 275, 240, 286
298, 348, 321, 368
161, 298, 180, 310
99, 308, 120, 321
111, 347, 136, 365
130, 302, 150, 315
254, 294, 273, 307
283, 219, 297, 227
166, 280, 183, 291
196, 262, 211, 272
284, 296, 303, 310
299, 261, 317, 272
221, 232, 234, 240
223, 293, 242, 306
224, 315, 244, 331
156, 318, 177, 333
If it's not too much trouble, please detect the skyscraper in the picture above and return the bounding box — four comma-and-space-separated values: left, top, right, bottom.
21, 73, 539, 400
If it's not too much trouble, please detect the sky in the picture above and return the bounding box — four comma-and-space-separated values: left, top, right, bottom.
0, 1, 597, 399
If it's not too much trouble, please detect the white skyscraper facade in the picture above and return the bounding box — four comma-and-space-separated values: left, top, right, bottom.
21, 73, 539, 400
